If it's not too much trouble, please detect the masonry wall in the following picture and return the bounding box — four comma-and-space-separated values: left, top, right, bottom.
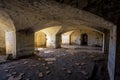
70, 30, 103, 46
0, 31, 5, 55
16, 28, 34, 58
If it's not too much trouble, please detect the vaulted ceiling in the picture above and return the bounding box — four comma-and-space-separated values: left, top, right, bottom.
0, 0, 118, 33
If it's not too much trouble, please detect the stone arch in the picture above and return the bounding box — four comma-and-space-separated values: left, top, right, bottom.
0, 10, 16, 59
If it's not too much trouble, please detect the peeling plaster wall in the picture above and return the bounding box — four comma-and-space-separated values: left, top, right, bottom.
70, 30, 103, 46
0, 30, 5, 55
35, 31, 46, 48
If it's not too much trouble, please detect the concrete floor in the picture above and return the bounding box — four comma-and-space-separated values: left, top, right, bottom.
0, 47, 107, 80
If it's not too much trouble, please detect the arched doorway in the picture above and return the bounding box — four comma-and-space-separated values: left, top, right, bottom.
35, 31, 46, 48
81, 33, 88, 46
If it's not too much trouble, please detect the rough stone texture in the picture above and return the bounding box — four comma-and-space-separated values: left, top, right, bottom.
0, 48, 107, 80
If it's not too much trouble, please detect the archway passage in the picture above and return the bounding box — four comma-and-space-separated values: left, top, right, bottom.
35, 26, 62, 50
35, 31, 46, 48
81, 33, 88, 46
0, 10, 16, 60
61, 29, 104, 52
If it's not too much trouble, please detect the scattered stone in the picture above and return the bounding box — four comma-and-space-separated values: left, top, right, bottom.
6, 54, 14, 60
42, 63, 46, 66
85, 76, 89, 80
44, 50, 54, 53
90, 55, 95, 58
47, 62, 53, 64
81, 62, 86, 66
12, 72, 17, 75
39, 72, 43, 78
38, 58, 41, 60
56, 55, 60, 57
8, 73, 23, 80
75, 63, 80, 66
46, 71, 51, 75
36, 63, 39, 66
79, 66, 82, 69
8, 66, 14, 69
45, 67, 49, 70
4, 69, 9, 72
32, 65, 37, 67
45, 58, 56, 62
61, 68, 66, 71
83, 56, 86, 59
19, 73, 24, 77
63, 54, 66, 56
23, 61, 28, 64
66, 70, 72, 74
7, 74, 12, 77
8, 76, 14, 80
81, 70, 87, 75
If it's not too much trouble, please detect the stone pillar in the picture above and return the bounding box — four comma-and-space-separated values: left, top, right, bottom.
56, 34, 61, 48
46, 34, 61, 48
46, 34, 56, 48
115, 20, 120, 80
108, 27, 116, 80
62, 34, 71, 45
5, 31, 16, 59
104, 30, 110, 54
16, 28, 34, 58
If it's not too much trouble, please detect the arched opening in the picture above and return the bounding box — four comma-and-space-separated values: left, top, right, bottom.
34, 26, 62, 50
61, 29, 104, 52
35, 31, 46, 48
0, 10, 16, 60
81, 33, 88, 46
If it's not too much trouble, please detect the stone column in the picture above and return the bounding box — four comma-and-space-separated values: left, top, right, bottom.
46, 34, 56, 48
62, 34, 71, 45
16, 28, 34, 58
6, 31, 16, 59
108, 27, 116, 80
46, 34, 61, 48
115, 20, 120, 80
104, 30, 110, 54
56, 34, 61, 48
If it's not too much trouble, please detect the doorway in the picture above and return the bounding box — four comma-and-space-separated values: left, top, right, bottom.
81, 33, 88, 46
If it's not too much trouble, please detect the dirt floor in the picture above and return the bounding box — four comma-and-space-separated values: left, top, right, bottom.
0, 48, 108, 80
